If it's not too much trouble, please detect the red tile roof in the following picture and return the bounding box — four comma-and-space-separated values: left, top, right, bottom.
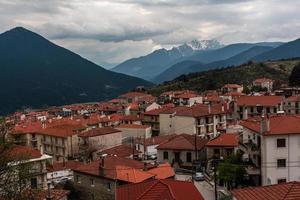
47, 160, 82, 172
206, 133, 238, 147
241, 115, 300, 136
120, 92, 148, 98
236, 96, 283, 106
38, 124, 85, 138
286, 95, 300, 102
117, 179, 204, 200
147, 163, 175, 179
157, 134, 208, 151
74, 155, 154, 183
135, 135, 176, 146
78, 127, 121, 138
8, 145, 42, 159
223, 84, 243, 88
231, 181, 300, 200
116, 124, 150, 129
175, 103, 227, 117
253, 78, 273, 84
98, 144, 140, 158
143, 107, 172, 116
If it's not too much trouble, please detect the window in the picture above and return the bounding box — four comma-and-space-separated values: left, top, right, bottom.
76, 175, 81, 183
277, 178, 287, 184
90, 178, 94, 187
266, 107, 270, 113
186, 152, 192, 163
277, 159, 286, 168
277, 139, 286, 148
250, 107, 254, 113
107, 183, 111, 190
163, 151, 168, 159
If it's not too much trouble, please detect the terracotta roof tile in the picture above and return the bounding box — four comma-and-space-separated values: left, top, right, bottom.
116, 124, 150, 129
98, 144, 140, 158
206, 133, 238, 147
237, 96, 283, 106
117, 179, 204, 200
232, 181, 300, 200
147, 163, 175, 179
78, 127, 121, 138
241, 115, 300, 136
157, 134, 208, 151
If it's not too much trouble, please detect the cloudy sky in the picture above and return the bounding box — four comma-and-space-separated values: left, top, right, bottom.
0, 0, 299, 68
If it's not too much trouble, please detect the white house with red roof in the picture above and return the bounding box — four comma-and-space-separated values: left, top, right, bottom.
252, 78, 274, 92
241, 115, 300, 186
159, 103, 228, 138
115, 124, 152, 143
206, 133, 239, 160
234, 95, 284, 120
222, 84, 243, 94
284, 95, 300, 114
231, 181, 300, 200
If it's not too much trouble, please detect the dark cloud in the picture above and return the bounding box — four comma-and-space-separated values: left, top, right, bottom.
0, 0, 299, 67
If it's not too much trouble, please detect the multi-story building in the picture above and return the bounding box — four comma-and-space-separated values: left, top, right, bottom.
5, 145, 52, 190
252, 78, 274, 92
156, 134, 208, 168
241, 115, 300, 186
234, 96, 284, 120
159, 104, 227, 138
284, 95, 300, 114
222, 84, 243, 94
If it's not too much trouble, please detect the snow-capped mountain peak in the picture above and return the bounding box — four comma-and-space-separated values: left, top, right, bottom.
188, 39, 224, 51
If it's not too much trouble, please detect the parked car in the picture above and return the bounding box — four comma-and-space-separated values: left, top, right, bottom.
193, 172, 205, 181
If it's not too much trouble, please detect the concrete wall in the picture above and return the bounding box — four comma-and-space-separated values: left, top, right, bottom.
261, 134, 300, 185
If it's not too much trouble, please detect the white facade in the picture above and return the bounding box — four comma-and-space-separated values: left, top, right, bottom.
261, 134, 300, 185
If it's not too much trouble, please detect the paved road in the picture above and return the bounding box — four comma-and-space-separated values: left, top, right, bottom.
175, 174, 215, 200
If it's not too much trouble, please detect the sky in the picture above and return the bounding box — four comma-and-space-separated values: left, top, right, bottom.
0, 0, 300, 68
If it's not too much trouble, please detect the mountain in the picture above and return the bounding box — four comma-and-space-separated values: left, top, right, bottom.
111, 40, 224, 80
253, 38, 300, 61
0, 27, 152, 115
149, 59, 300, 96
189, 45, 274, 73
153, 43, 278, 83
152, 60, 201, 83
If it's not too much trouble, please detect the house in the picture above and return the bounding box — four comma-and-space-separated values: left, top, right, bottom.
145, 102, 161, 112
135, 135, 176, 159
117, 179, 204, 200
116, 124, 151, 144
97, 144, 140, 159
206, 133, 239, 160
222, 84, 243, 94
73, 155, 155, 193
284, 95, 300, 114
119, 92, 152, 104
234, 96, 284, 120
78, 127, 122, 158
47, 160, 82, 186
231, 181, 300, 200
159, 103, 227, 138
12, 121, 87, 162
142, 107, 171, 136
252, 78, 274, 92
241, 115, 300, 185
156, 134, 208, 168
4, 145, 52, 190
172, 91, 203, 106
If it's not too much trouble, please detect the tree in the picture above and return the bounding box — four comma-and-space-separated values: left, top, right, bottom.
289, 63, 300, 86
217, 153, 247, 190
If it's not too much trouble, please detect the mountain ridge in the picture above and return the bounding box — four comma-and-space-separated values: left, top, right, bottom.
0, 27, 152, 115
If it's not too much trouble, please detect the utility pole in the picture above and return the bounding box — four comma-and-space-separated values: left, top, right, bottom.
213, 160, 218, 200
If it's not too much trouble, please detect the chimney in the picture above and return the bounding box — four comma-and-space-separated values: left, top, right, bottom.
208, 104, 211, 114
42, 121, 46, 129
143, 162, 148, 171
99, 154, 107, 176
260, 111, 270, 134
221, 104, 225, 112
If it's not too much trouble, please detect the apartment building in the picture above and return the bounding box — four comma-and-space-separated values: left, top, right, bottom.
284, 95, 300, 114
159, 104, 227, 138
234, 96, 284, 120
241, 115, 300, 186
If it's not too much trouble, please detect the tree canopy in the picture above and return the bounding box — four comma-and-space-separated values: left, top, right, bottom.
289, 63, 300, 86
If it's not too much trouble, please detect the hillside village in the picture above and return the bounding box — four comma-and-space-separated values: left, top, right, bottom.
2, 74, 300, 200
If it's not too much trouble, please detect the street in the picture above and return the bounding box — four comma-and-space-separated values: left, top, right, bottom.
175, 174, 215, 200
